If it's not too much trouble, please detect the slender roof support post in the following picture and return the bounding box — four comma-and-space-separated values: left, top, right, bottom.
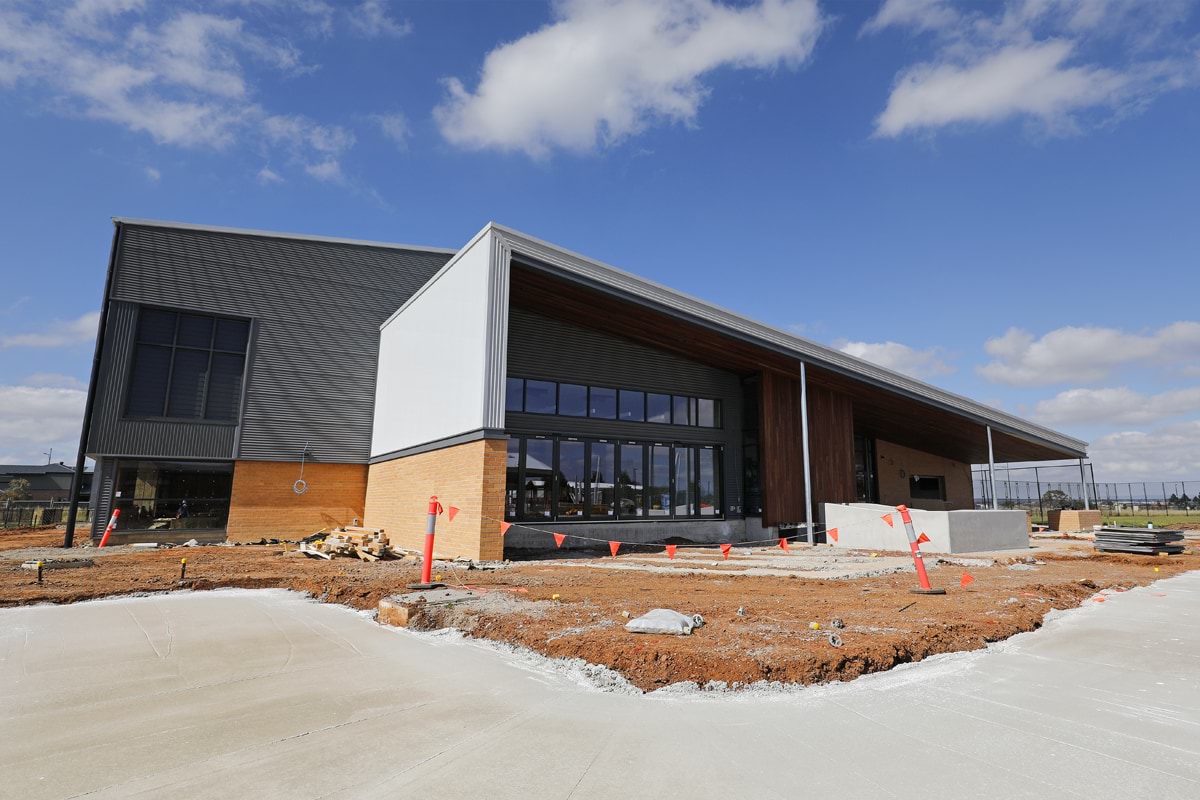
800, 361, 814, 545
1079, 458, 1091, 510
986, 425, 998, 511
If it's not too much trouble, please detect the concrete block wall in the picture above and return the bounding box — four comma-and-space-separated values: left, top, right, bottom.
1048, 509, 1102, 532
364, 438, 506, 561
227, 461, 368, 542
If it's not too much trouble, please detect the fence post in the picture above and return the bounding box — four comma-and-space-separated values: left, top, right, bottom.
1036, 467, 1043, 523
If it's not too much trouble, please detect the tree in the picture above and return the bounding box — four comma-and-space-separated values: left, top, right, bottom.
1042, 488, 1071, 509
0, 478, 32, 502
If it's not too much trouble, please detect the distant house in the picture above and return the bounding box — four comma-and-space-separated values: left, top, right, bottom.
0, 464, 92, 503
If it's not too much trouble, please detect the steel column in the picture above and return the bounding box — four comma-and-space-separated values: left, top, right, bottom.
800, 361, 814, 546
1079, 458, 1090, 510
986, 426, 998, 510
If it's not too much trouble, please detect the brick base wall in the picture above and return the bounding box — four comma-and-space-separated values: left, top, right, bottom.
1048, 509, 1102, 532
364, 438, 507, 561
226, 461, 368, 542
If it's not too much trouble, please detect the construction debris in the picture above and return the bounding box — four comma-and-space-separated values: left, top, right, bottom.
625, 609, 705, 636
299, 527, 407, 561
1094, 527, 1186, 556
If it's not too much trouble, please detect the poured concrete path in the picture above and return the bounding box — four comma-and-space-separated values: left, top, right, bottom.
2, 575, 1198, 799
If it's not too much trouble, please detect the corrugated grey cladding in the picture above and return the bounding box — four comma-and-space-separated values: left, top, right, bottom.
89, 458, 116, 538
87, 300, 238, 459
104, 225, 452, 463
506, 307, 745, 516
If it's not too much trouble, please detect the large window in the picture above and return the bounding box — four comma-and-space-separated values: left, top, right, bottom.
505, 434, 722, 522
125, 307, 249, 422
111, 460, 233, 532
505, 376, 721, 429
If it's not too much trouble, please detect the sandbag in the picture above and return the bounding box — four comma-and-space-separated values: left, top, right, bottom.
624, 609, 705, 636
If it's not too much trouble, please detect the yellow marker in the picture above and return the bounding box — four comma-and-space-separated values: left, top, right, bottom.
552, 594, 561, 600
871, 553, 878, 558
1154, 567, 1160, 572
435, 574, 443, 581
181, 558, 187, 564
809, 622, 820, 630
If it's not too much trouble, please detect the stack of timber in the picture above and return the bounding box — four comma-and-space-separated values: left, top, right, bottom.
1093, 526, 1185, 556
299, 527, 406, 561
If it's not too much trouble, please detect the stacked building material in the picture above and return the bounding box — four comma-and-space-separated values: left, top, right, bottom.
1093, 527, 1185, 555
299, 527, 405, 561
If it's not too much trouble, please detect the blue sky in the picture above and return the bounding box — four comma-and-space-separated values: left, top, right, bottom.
1, 0, 1198, 483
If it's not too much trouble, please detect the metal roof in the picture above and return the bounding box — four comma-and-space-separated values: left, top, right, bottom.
486, 222, 1088, 458
112, 218, 458, 255
0, 464, 78, 475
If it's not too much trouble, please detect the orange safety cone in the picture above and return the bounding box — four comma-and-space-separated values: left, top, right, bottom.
897, 505, 946, 596
97, 509, 120, 548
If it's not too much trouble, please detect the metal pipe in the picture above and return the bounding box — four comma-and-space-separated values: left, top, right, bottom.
63, 222, 123, 548
799, 361, 814, 546
1079, 458, 1090, 510
1036, 466, 1043, 524
986, 426, 998, 510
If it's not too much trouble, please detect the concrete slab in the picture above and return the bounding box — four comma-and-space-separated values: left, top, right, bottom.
1, 575, 1198, 799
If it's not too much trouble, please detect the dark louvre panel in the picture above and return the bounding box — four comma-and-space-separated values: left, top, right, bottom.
125, 345, 171, 417
214, 318, 249, 351
166, 350, 209, 418
177, 314, 214, 347
137, 308, 176, 344
205, 353, 245, 421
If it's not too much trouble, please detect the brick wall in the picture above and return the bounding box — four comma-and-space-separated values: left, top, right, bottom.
364, 438, 507, 561
227, 461, 368, 542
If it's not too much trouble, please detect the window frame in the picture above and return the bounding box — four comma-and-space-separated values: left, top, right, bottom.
504, 376, 722, 430
123, 306, 250, 424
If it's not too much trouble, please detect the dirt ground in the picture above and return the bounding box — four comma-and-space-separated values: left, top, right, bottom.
3, 525, 1197, 692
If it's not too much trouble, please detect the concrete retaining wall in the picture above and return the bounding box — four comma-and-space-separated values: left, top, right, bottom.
823, 503, 1028, 554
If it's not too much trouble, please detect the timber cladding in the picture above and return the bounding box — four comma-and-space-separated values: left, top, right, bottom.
364, 439, 507, 561
226, 461, 368, 542
759, 371, 856, 527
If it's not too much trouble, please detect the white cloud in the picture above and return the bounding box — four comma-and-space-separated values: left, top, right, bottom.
434, 0, 825, 157
256, 165, 284, 184
144, 165, 161, 182
21, 373, 88, 390
372, 111, 410, 148
1, 311, 100, 349
865, 0, 1199, 137
836, 339, 954, 379
304, 159, 343, 182
978, 322, 1200, 386
1033, 386, 1200, 425
349, 0, 411, 38
0, 3, 352, 173
1089, 420, 1200, 481
0, 384, 87, 465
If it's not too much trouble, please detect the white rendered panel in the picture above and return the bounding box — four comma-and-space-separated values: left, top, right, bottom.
371, 229, 503, 457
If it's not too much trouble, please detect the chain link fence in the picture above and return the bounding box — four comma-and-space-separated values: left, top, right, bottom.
1, 501, 91, 529
973, 464, 1198, 523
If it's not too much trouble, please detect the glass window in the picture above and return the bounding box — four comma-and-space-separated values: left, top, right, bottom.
111, 460, 233, 532
505, 438, 521, 519
525, 380, 557, 414
559, 383, 587, 417
588, 441, 615, 517
125, 307, 249, 422
618, 443, 645, 517
589, 386, 616, 419
673, 446, 695, 516
505, 378, 524, 413
646, 393, 671, 424
698, 448, 720, 516
697, 398, 717, 428
177, 314, 214, 348
556, 440, 586, 518
125, 345, 171, 417
672, 395, 691, 425
619, 390, 645, 422
648, 445, 671, 516
524, 438, 554, 518
213, 318, 249, 351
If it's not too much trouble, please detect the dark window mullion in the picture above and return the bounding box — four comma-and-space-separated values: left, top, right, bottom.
161, 314, 180, 417
551, 436, 560, 521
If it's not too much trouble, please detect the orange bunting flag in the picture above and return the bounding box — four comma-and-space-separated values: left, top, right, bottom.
499, 521, 512, 536
665, 544, 677, 559
609, 541, 621, 557
553, 532, 566, 548
881, 514, 895, 527
961, 572, 976, 588
916, 532, 930, 545
447, 506, 460, 522
828, 527, 839, 543
779, 538, 790, 552
720, 543, 732, 560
